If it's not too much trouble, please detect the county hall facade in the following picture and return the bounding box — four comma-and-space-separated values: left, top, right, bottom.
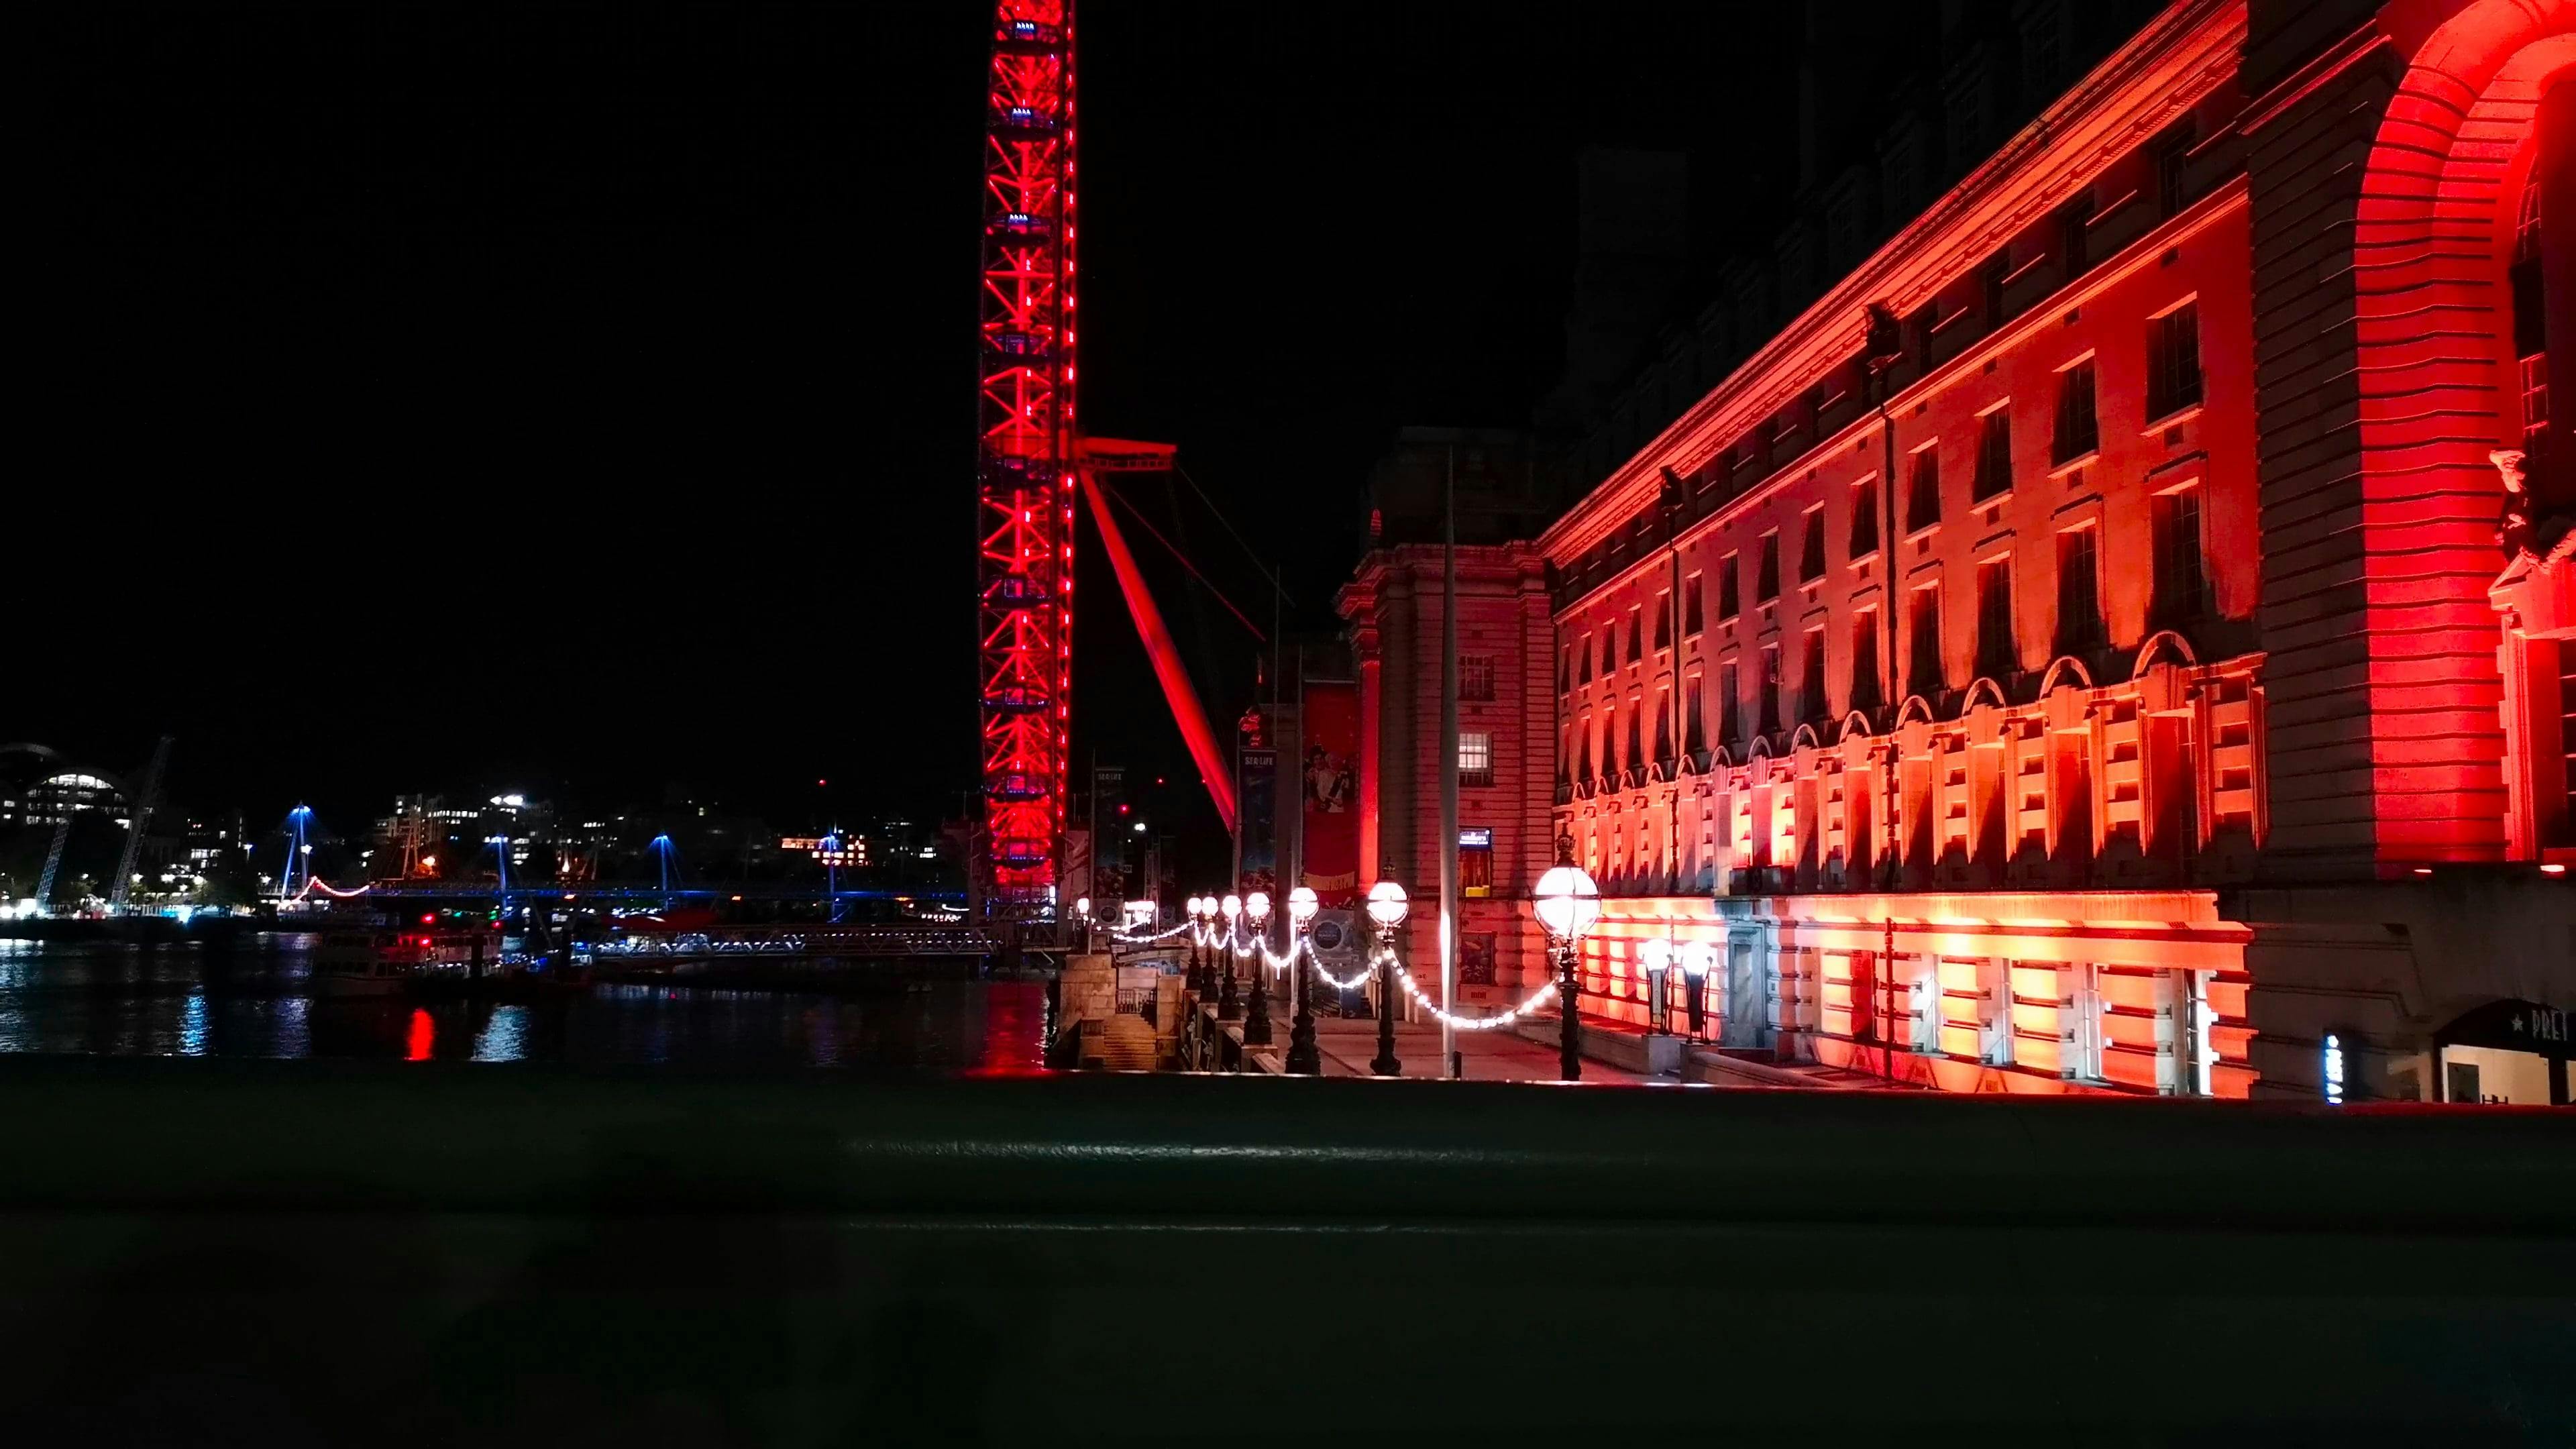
1340, 0, 2573, 1103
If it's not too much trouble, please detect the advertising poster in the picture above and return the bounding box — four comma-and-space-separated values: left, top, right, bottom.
1300, 680, 1359, 904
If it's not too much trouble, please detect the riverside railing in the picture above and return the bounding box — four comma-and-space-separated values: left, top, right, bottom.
0, 1056, 2565, 1440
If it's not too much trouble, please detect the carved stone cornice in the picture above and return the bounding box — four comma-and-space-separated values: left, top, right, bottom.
1538, 0, 2247, 565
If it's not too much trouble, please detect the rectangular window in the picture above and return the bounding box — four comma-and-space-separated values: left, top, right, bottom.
1625, 607, 1642, 664
1578, 632, 1594, 684
1849, 611, 1882, 712
1904, 303, 1935, 371
1799, 508, 1827, 583
2023, 14, 2064, 98
2520, 353, 2550, 473
1684, 573, 1704, 636
1757, 533, 1782, 602
1458, 828, 1493, 896
2148, 302, 2202, 420
2053, 360, 2098, 464
2155, 121, 2195, 217
2056, 526, 2104, 652
1684, 672, 1706, 753
1652, 688, 1672, 762
1458, 731, 1493, 788
1718, 555, 1741, 620
1974, 407, 2013, 501
1907, 447, 1941, 533
1976, 556, 2016, 681
1653, 592, 1671, 651
1558, 644, 1572, 694
1624, 703, 1643, 776
1908, 584, 1943, 699
1719, 663, 1741, 743
2060, 195, 2090, 277
1800, 628, 1828, 724
1603, 625, 1619, 674
1460, 654, 1496, 702
1849, 478, 1880, 557
1981, 254, 2009, 327
1759, 646, 1782, 735
2151, 486, 2206, 626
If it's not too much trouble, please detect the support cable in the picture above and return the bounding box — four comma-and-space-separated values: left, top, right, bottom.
1096, 480, 1267, 641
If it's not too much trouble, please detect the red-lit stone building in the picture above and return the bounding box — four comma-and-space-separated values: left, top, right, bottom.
1343, 0, 2574, 1102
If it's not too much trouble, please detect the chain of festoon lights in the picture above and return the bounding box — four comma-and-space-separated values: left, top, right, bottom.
1380, 947, 1562, 1031
1094, 885, 1566, 1031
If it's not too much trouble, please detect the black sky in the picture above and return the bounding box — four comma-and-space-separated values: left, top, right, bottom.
23, 3, 1929, 850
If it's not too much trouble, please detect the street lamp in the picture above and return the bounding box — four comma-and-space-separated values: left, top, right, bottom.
1285, 885, 1320, 1073
1183, 896, 1204, 991
1680, 938, 1716, 1038
1242, 892, 1273, 1045
1365, 880, 1409, 1077
1218, 893, 1244, 1020
1532, 864, 1602, 1081
1073, 896, 1093, 954
1190, 895, 1217, 995
1640, 935, 1672, 1036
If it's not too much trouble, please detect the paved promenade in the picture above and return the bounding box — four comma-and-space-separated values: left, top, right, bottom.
1298, 1013, 1652, 1083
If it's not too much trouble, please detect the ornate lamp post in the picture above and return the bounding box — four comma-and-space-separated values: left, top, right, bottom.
1681, 938, 1716, 1039
1242, 891, 1273, 1045
1532, 864, 1602, 1081
1218, 892, 1244, 1020
1365, 880, 1409, 1077
1185, 896, 1210, 993
1640, 935, 1672, 1035
1285, 885, 1321, 1074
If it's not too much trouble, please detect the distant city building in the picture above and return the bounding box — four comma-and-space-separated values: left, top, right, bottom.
1, 743, 130, 829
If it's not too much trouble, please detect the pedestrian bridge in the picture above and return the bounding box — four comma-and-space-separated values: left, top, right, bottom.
588, 924, 1002, 959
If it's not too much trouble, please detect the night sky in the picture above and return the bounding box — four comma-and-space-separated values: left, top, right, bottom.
24, 3, 1929, 851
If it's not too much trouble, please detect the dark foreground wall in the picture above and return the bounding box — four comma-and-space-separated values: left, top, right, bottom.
0, 1058, 2567, 1443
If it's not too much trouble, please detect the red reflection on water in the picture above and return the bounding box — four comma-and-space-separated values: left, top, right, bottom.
966, 982, 1047, 1075
405, 1008, 435, 1061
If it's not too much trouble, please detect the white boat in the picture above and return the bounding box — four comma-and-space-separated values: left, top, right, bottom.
313, 930, 491, 996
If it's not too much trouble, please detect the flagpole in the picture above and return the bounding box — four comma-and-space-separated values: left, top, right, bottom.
1440, 445, 1461, 1079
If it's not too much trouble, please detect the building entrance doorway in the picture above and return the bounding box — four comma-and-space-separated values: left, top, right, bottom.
2433, 999, 2571, 1106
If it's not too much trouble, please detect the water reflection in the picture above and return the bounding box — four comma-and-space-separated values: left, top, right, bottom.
0, 935, 1042, 1071
470, 1004, 527, 1063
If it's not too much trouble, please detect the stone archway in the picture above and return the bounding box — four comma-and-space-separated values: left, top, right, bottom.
2351, 0, 2575, 860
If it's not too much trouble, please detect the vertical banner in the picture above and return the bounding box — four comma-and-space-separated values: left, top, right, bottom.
1061, 827, 1091, 916
1091, 766, 1128, 906
1300, 680, 1360, 904
1237, 747, 1279, 896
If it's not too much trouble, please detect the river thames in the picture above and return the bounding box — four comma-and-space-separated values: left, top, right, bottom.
0, 935, 1047, 1070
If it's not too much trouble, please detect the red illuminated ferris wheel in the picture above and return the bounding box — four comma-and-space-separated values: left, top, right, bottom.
977, 1, 1078, 915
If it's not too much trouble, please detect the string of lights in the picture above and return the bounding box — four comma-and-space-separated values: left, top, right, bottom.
1388, 957, 1559, 1032
1307, 949, 1376, 994
1107, 919, 1193, 944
